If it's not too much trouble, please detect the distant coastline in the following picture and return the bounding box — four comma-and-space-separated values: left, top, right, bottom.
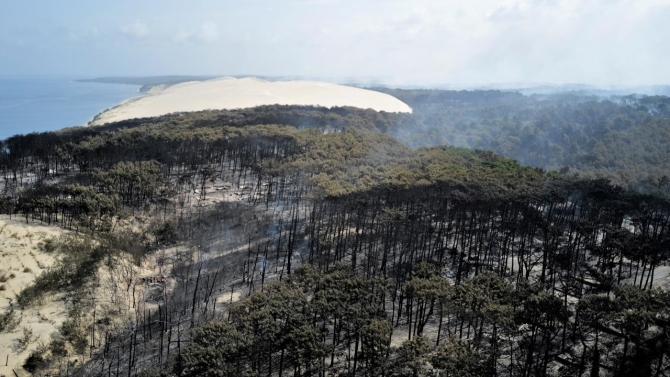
78, 76, 221, 93
0, 76, 141, 139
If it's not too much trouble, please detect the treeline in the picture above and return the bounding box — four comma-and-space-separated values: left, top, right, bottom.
6, 94, 670, 188
0, 105, 401, 183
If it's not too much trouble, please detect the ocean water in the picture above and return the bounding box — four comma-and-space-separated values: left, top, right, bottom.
0, 76, 140, 140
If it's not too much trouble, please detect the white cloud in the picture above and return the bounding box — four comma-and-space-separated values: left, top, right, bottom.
174, 26, 193, 43
5, 0, 670, 85
290, 0, 670, 86
198, 22, 218, 42
172, 23, 218, 44
64, 26, 100, 43
121, 20, 149, 38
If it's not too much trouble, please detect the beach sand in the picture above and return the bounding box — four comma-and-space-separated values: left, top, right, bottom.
89, 77, 412, 126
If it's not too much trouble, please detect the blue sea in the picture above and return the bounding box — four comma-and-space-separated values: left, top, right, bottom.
0, 76, 141, 140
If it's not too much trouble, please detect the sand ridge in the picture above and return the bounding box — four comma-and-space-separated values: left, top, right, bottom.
89, 77, 412, 126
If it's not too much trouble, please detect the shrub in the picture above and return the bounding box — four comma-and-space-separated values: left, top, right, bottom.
41, 238, 59, 253
23, 351, 47, 374
154, 220, 178, 246
16, 283, 45, 308
23, 267, 32, 273
0, 308, 22, 333
49, 337, 68, 357
16, 235, 102, 308
16, 326, 36, 351
60, 316, 88, 355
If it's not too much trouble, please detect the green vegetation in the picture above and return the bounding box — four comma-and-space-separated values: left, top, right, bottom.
375, 88, 670, 187
16, 236, 95, 308
16, 233, 147, 308
16, 326, 37, 351
0, 104, 669, 376
0, 308, 21, 333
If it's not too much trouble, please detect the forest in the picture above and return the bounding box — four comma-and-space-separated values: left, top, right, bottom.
374, 88, 670, 190
0, 98, 669, 377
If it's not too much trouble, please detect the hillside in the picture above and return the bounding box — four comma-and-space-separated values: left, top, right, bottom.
1, 105, 669, 376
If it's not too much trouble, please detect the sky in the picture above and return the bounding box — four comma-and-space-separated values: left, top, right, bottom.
1, 0, 669, 87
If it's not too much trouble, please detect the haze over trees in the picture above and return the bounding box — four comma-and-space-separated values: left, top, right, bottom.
1, 101, 669, 376
374, 88, 670, 190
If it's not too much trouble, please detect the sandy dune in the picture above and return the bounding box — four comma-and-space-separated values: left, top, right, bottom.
0, 217, 68, 377
90, 77, 412, 126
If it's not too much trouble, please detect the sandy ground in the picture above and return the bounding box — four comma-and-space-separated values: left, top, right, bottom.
89, 77, 412, 125
0, 216, 68, 377
620, 265, 670, 291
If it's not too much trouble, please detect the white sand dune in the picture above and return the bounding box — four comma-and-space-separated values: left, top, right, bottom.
90, 77, 412, 126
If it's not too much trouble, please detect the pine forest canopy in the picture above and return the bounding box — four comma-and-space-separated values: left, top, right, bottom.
1, 94, 670, 377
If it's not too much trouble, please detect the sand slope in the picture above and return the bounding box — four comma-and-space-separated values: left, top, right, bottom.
0, 217, 68, 376
90, 77, 412, 125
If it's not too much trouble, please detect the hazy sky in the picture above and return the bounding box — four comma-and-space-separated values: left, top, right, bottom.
1, 0, 669, 86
